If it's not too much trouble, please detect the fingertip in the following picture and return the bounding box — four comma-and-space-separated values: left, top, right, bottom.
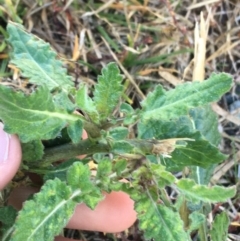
0, 124, 22, 190
67, 191, 137, 233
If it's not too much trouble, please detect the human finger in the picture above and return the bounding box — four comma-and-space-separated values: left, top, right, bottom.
8, 186, 136, 234
0, 123, 22, 190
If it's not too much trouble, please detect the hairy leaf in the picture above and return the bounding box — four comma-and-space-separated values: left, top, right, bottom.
141, 73, 232, 121
133, 164, 176, 189
120, 103, 137, 125
113, 159, 127, 176
130, 190, 190, 241
138, 116, 194, 140
67, 119, 83, 144
93, 62, 123, 121
189, 105, 221, 185
210, 212, 229, 241
0, 206, 17, 241
0, 85, 80, 142
67, 162, 93, 192
96, 159, 112, 191
67, 162, 103, 209
76, 84, 99, 123
189, 105, 221, 146
7, 22, 73, 92
188, 212, 206, 233
168, 132, 226, 168
109, 127, 129, 140
176, 179, 236, 203
139, 117, 226, 169
21, 140, 44, 162
11, 179, 77, 241
43, 158, 79, 182
53, 91, 76, 113
111, 140, 135, 154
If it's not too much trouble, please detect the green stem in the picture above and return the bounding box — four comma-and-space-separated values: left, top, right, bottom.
39, 139, 109, 167
198, 207, 208, 241
37, 138, 165, 167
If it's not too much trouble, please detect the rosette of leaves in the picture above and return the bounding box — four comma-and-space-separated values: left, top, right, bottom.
0, 22, 235, 241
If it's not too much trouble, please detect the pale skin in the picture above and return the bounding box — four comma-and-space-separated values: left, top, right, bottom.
0, 124, 137, 241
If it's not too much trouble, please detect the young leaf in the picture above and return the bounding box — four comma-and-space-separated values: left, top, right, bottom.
93, 62, 123, 121
43, 158, 79, 182
113, 159, 127, 176
176, 179, 236, 203
120, 103, 137, 125
96, 159, 112, 190
111, 140, 135, 154
67, 119, 83, 144
11, 179, 77, 241
141, 73, 232, 121
67, 162, 103, 209
109, 126, 129, 140
0, 206, 17, 241
130, 190, 190, 241
7, 22, 73, 92
76, 84, 99, 123
21, 140, 44, 162
67, 162, 93, 192
188, 211, 206, 233
0, 85, 80, 142
133, 164, 176, 189
53, 91, 76, 113
210, 212, 229, 241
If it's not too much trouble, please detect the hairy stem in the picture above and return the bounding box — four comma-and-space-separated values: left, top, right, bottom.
39, 139, 110, 167
37, 138, 167, 167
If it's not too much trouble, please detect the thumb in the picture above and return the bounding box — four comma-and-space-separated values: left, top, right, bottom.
0, 123, 22, 190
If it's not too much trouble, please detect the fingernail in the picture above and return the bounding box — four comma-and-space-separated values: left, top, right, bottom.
0, 123, 10, 164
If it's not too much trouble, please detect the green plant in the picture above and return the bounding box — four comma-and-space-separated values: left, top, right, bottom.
0, 22, 236, 241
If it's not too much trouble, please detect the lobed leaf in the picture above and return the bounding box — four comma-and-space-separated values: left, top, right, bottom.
67, 162, 103, 209
111, 140, 136, 154
109, 126, 129, 140
7, 22, 73, 92
96, 159, 112, 191
130, 190, 190, 241
21, 140, 44, 162
141, 73, 232, 121
188, 212, 206, 233
132, 164, 176, 189
210, 212, 229, 241
52, 91, 76, 113
176, 179, 236, 203
93, 62, 123, 122
67, 119, 83, 144
0, 85, 81, 142
43, 158, 79, 182
67, 162, 93, 192
0, 206, 17, 241
11, 179, 77, 241
76, 84, 99, 123
113, 159, 127, 176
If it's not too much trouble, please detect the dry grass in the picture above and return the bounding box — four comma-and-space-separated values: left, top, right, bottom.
1, 0, 240, 240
